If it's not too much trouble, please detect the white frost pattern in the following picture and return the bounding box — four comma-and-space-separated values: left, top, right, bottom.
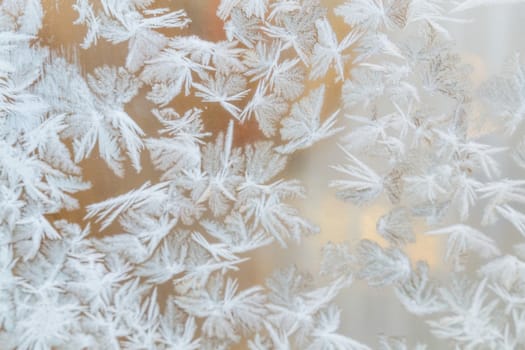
0, 0, 525, 349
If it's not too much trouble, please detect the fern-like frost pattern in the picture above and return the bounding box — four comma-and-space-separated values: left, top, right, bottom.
1, 0, 525, 349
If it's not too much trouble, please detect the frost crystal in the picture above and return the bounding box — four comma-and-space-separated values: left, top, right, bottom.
1, 0, 525, 348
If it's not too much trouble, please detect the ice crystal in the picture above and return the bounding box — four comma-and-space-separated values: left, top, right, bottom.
2, 0, 525, 348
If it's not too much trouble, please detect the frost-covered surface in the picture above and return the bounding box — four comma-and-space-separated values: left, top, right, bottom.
1, 0, 525, 349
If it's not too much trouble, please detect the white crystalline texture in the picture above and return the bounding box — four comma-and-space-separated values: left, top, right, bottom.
1, 0, 525, 348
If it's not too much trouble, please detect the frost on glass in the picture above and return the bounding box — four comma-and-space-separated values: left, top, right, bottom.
1, 0, 525, 349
